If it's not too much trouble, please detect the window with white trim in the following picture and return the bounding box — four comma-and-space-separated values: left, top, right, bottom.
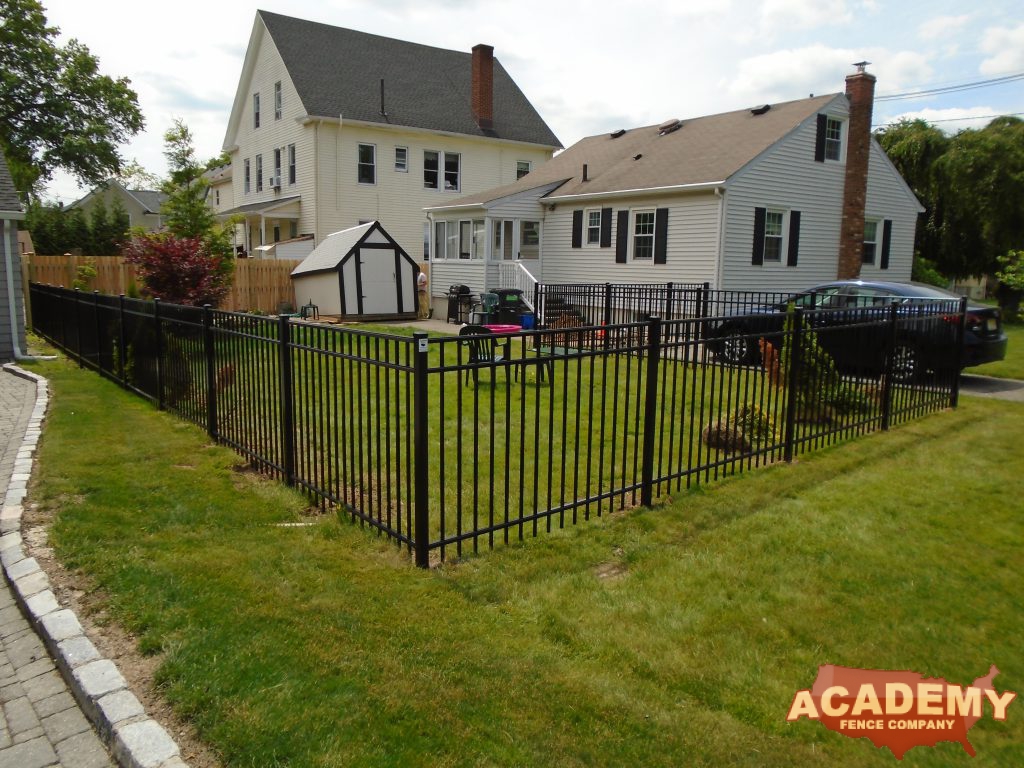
445, 221, 458, 259
632, 210, 655, 260
586, 209, 601, 245
273, 148, 281, 186
862, 219, 879, 264
763, 210, 784, 261
472, 220, 485, 259
256, 154, 263, 193
424, 151, 460, 190
287, 144, 296, 184
395, 147, 408, 172
243, 159, 250, 194
253, 93, 260, 128
358, 143, 376, 185
424, 151, 439, 189
459, 221, 472, 259
516, 160, 531, 179
824, 117, 843, 161
434, 221, 445, 260
274, 81, 282, 120
444, 152, 460, 191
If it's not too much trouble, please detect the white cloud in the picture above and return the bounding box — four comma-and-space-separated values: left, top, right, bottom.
918, 14, 970, 41
880, 106, 998, 133
980, 23, 1024, 75
726, 45, 931, 104
759, 0, 853, 32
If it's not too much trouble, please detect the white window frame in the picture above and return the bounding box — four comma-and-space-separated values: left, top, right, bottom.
287, 144, 296, 185
585, 208, 602, 246
395, 146, 408, 172
273, 148, 282, 185
274, 81, 282, 120
516, 160, 531, 179
763, 209, 785, 262
358, 143, 376, 185
631, 209, 656, 261
424, 150, 439, 189
862, 218, 879, 265
243, 159, 250, 194
214, 189, 220, 206
824, 116, 844, 162
253, 92, 260, 129
255, 154, 263, 193
433, 220, 446, 260
443, 152, 461, 192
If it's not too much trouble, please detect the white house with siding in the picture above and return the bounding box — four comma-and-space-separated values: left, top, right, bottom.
220, 10, 560, 265
426, 70, 922, 312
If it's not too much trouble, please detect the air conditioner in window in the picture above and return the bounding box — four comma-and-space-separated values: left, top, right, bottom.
268, 175, 281, 189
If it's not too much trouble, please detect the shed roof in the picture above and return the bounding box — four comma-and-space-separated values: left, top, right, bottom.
259, 10, 561, 148
291, 222, 376, 276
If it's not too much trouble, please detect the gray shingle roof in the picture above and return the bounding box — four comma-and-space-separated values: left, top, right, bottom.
128, 189, 166, 213
0, 153, 23, 214
433, 93, 842, 207
259, 10, 561, 148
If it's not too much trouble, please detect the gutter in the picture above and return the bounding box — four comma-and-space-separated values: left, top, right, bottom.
545, 180, 727, 204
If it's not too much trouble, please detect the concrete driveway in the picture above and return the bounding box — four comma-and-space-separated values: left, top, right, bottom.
959, 374, 1024, 402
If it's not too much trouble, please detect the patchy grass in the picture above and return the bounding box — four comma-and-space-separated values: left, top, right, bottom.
21, 356, 1024, 767
965, 322, 1023, 380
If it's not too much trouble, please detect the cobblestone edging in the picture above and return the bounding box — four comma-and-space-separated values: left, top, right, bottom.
1, 363, 188, 768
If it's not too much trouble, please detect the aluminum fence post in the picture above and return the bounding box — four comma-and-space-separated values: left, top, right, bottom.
203, 305, 218, 440
880, 302, 898, 431
950, 296, 968, 409
278, 314, 296, 486
154, 298, 165, 410
640, 316, 662, 507
412, 332, 431, 568
783, 308, 803, 462
117, 294, 127, 384
74, 288, 83, 368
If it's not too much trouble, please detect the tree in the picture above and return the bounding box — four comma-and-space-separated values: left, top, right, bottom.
0, 0, 144, 195
161, 120, 219, 242
115, 158, 162, 191
122, 234, 232, 306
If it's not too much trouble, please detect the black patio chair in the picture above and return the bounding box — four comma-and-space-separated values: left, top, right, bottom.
459, 324, 505, 386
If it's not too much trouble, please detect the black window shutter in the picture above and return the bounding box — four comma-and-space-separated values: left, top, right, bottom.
752, 207, 766, 266
654, 208, 669, 264
571, 210, 583, 249
814, 114, 827, 163
615, 210, 629, 263
880, 219, 892, 270
600, 207, 612, 248
787, 210, 801, 267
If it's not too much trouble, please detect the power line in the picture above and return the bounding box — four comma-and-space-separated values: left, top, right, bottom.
875, 72, 1024, 102
873, 112, 1024, 129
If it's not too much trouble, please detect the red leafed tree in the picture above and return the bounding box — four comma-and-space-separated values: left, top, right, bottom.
122, 233, 232, 306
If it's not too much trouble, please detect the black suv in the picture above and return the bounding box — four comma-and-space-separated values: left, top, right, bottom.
706, 280, 1007, 381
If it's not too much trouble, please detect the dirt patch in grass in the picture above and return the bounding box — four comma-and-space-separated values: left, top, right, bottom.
20, 504, 222, 768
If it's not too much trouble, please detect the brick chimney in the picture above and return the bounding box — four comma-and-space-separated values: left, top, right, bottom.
836, 65, 876, 279
471, 43, 494, 130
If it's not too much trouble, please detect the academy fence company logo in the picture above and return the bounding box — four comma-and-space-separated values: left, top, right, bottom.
786, 664, 1016, 760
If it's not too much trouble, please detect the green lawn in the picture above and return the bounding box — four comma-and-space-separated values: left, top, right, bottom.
22, 356, 1023, 767
965, 322, 1024, 380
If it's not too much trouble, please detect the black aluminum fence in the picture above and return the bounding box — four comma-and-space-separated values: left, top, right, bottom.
31, 283, 964, 567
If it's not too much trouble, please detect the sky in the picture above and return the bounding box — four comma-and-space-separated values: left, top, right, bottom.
38, 0, 1024, 204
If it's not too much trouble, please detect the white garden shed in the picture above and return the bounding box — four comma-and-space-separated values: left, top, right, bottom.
290, 222, 420, 318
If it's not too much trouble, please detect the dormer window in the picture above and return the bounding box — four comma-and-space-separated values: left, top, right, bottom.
814, 114, 845, 162
824, 117, 843, 161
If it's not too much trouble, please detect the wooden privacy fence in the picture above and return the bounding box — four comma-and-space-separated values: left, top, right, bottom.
20, 254, 301, 314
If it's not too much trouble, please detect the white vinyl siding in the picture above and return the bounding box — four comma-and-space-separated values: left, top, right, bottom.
861, 141, 920, 281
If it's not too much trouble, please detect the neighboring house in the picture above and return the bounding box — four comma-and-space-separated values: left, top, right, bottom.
203, 163, 246, 253
220, 10, 561, 265
70, 180, 166, 232
426, 68, 922, 311
1, 152, 27, 360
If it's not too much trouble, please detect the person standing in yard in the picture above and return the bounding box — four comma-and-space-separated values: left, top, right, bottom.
417, 269, 429, 319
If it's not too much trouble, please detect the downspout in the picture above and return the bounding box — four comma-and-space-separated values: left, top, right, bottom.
3, 219, 52, 361
713, 186, 726, 290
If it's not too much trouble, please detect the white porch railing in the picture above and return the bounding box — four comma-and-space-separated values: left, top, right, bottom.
491, 261, 538, 303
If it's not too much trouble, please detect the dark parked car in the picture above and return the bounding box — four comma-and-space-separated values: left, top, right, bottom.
706, 280, 1008, 381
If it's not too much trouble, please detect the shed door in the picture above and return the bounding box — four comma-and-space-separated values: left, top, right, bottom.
359, 248, 398, 314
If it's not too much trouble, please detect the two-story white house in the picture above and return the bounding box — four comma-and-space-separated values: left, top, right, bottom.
426, 69, 923, 308
220, 10, 561, 265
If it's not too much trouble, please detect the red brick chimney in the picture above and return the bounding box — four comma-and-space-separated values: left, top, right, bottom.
472, 44, 494, 130
836, 65, 876, 279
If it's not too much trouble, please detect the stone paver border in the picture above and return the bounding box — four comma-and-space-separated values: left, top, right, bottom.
1, 363, 188, 768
